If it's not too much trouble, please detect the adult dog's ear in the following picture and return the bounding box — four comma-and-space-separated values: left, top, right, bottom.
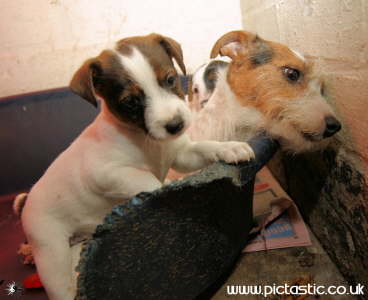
69, 58, 102, 107
154, 34, 186, 75
210, 30, 259, 60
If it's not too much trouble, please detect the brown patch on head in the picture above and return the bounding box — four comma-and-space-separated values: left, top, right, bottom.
69, 57, 100, 107
70, 50, 147, 130
230, 41, 311, 118
116, 33, 186, 100
210, 30, 256, 59
70, 33, 189, 132
210, 31, 311, 117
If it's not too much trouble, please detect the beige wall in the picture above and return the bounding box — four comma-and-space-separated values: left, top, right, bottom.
241, 0, 368, 175
0, 0, 242, 98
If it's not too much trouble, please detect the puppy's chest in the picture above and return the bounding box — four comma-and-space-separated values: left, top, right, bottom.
143, 143, 177, 181
101, 139, 176, 182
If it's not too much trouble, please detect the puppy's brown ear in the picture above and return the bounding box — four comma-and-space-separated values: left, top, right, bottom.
155, 34, 186, 75
210, 30, 258, 59
69, 58, 101, 107
187, 75, 193, 102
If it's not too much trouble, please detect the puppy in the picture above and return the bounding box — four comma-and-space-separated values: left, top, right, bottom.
189, 30, 341, 153
188, 59, 229, 112
20, 33, 254, 300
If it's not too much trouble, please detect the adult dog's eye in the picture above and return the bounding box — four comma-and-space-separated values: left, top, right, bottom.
166, 74, 177, 87
193, 87, 199, 93
282, 67, 301, 82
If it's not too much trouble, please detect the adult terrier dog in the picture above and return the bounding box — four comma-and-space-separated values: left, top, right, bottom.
19, 33, 254, 300
189, 30, 341, 153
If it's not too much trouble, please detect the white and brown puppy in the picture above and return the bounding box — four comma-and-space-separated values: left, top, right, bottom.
19, 33, 254, 300
189, 30, 341, 153
188, 59, 229, 112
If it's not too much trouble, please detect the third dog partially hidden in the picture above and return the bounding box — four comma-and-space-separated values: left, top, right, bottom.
188, 59, 229, 112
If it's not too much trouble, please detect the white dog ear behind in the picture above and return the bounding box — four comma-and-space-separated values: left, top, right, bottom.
210, 30, 258, 60
69, 58, 100, 107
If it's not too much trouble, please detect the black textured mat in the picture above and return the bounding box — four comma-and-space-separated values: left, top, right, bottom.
76, 136, 278, 300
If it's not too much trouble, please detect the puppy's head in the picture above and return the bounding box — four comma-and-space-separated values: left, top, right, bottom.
189, 59, 229, 111
211, 30, 341, 153
70, 33, 191, 140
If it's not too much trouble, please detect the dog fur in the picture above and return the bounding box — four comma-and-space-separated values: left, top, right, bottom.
188, 59, 229, 112
189, 30, 341, 153
18, 33, 254, 300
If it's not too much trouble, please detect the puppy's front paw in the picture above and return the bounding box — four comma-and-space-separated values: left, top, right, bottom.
207, 141, 255, 164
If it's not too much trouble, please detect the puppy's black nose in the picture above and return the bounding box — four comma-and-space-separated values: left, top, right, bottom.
323, 116, 341, 138
165, 117, 184, 135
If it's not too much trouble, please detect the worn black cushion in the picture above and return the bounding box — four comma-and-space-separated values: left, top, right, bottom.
76, 136, 278, 300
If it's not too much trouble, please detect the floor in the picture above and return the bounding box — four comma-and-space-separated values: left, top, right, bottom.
213, 232, 355, 299
0, 195, 355, 300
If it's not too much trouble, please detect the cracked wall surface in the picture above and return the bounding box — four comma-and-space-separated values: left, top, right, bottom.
240, 1, 368, 297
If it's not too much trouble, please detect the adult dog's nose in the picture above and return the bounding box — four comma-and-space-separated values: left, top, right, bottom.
323, 116, 341, 138
165, 116, 184, 135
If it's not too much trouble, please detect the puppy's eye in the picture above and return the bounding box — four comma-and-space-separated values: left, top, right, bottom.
194, 87, 199, 93
282, 67, 301, 82
166, 74, 177, 87
119, 94, 138, 104
119, 95, 130, 103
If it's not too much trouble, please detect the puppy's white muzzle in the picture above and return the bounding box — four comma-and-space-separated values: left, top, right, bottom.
145, 94, 192, 140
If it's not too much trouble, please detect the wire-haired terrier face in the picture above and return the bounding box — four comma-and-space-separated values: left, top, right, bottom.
211, 30, 341, 152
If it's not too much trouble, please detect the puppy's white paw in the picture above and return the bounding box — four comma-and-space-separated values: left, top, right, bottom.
207, 141, 255, 164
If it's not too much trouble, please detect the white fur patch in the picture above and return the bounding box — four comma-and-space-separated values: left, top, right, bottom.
189, 67, 265, 142
115, 47, 191, 140
308, 78, 322, 93
192, 63, 207, 94
191, 63, 209, 111
291, 48, 305, 61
